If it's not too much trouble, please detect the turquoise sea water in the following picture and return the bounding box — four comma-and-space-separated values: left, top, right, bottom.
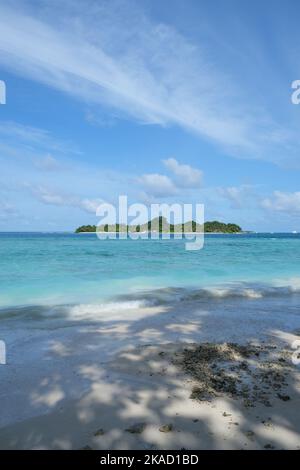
0, 232, 300, 311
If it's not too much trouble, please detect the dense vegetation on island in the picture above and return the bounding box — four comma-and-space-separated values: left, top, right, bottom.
75, 218, 242, 234
204, 221, 242, 233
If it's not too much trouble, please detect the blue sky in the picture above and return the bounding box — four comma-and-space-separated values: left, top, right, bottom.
1, 0, 300, 231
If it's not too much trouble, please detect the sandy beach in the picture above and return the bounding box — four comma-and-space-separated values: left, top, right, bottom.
0, 293, 299, 450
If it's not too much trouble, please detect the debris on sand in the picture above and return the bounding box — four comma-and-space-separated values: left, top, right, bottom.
244, 430, 255, 441
125, 422, 147, 434
262, 418, 274, 429
159, 424, 173, 433
173, 342, 292, 408
264, 443, 275, 449
277, 393, 290, 401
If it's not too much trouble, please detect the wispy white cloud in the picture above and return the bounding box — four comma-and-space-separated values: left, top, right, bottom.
0, 121, 77, 155
261, 191, 300, 215
137, 173, 177, 198
27, 184, 104, 214
79, 198, 105, 214
0, 0, 295, 162
33, 154, 62, 171
0, 120, 79, 179
0, 121, 51, 144
163, 158, 203, 188
0, 200, 18, 219
137, 158, 203, 199
219, 185, 255, 209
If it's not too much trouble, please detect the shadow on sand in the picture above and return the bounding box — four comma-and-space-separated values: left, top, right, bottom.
0, 293, 300, 450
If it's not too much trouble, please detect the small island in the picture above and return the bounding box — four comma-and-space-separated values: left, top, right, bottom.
75, 217, 242, 234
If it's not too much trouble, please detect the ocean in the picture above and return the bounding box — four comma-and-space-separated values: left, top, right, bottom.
1, 231, 300, 432
0, 232, 300, 316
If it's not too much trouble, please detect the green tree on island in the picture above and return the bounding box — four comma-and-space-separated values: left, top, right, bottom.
75, 219, 243, 234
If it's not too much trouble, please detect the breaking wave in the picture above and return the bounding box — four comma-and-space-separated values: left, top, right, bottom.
117, 278, 300, 305
1, 278, 300, 323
